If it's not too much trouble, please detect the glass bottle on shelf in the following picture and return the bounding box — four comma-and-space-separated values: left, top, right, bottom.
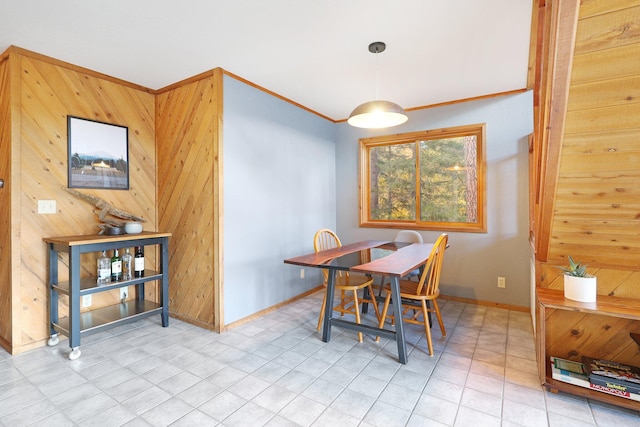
122, 248, 133, 281
97, 250, 110, 285
134, 246, 145, 277
111, 248, 122, 282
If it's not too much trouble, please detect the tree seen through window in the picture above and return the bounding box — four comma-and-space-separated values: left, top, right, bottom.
360, 124, 486, 232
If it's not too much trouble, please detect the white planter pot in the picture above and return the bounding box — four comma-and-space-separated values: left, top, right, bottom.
564, 274, 597, 303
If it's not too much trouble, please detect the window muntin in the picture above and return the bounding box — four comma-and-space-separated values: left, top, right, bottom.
360, 124, 486, 232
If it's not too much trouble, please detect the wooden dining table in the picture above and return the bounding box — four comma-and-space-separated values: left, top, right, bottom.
284, 240, 434, 364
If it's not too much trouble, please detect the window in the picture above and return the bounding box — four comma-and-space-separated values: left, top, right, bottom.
359, 123, 486, 232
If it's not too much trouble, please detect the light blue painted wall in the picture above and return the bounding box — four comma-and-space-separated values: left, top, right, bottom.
335, 92, 534, 307
222, 76, 336, 324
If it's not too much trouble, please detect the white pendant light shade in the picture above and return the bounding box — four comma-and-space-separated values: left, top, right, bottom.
347, 100, 408, 129
348, 41, 408, 129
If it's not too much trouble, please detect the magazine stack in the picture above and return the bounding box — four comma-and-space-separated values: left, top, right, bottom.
550, 356, 640, 401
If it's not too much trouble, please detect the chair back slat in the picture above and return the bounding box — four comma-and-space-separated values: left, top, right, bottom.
313, 229, 344, 281
393, 230, 423, 244
415, 233, 448, 296
314, 228, 341, 252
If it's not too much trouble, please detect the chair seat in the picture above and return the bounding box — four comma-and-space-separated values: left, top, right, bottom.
382, 280, 440, 301
333, 273, 374, 290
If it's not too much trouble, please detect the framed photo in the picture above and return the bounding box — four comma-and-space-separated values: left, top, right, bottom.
67, 116, 129, 190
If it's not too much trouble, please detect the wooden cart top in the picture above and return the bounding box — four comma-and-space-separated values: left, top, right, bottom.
43, 231, 171, 246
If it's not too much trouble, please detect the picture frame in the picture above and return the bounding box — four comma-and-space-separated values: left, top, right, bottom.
67, 116, 129, 190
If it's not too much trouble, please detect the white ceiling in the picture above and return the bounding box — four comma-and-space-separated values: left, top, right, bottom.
0, 0, 533, 122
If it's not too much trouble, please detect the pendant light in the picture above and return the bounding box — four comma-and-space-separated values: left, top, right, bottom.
348, 41, 408, 129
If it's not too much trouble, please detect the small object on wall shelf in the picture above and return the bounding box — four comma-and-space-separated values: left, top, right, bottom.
558, 256, 596, 302
43, 231, 171, 360
125, 221, 143, 234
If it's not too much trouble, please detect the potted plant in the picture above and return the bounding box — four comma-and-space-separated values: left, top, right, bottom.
559, 256, 597, 302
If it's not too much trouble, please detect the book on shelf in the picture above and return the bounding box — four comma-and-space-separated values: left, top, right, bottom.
588, 382, 640, 401
550, 356, 589, 387
550, 356, 640, 402
582, 357, 640, 395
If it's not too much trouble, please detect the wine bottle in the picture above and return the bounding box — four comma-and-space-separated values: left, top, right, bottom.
122, 248, 133, 281
134, 246, 145, 278
111, 248, 122, 282
97, 250, 110, 285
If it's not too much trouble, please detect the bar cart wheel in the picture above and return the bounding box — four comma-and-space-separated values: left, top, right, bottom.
47, 335, 59, 346
68, 348, 81, 360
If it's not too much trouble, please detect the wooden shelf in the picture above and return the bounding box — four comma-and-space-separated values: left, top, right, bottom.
53, 300, 162, 336
43, 231, 171, 246
537, 288, 640, 321
545, 377, 640, 411
52, 270, 162, 296
536, 287, 640, 411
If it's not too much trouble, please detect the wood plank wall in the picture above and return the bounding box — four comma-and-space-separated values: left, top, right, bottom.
547, 2, 640, 270
0, 55, 12, 348
1, 47, 157, 353
156, 70, 223, 331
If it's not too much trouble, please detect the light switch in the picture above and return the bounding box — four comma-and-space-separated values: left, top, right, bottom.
38, 200, 57, 214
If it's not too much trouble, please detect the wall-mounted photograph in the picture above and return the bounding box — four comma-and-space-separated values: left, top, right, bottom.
67, 116, 129, 190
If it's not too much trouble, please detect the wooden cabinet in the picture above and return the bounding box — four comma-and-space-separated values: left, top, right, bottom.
536, 287, 640, 410
43, 232, 171, 359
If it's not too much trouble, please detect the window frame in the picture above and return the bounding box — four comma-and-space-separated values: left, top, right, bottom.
359, 123, 487, 233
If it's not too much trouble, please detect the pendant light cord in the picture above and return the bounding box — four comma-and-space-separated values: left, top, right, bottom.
375, 46, 380, 101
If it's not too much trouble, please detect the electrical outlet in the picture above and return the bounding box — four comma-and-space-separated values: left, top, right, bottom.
300, 269, 305, 279
497, 277, 506, 288
37, 200, 57, 214
82, 294, 92, 307
119, 287, 128, 302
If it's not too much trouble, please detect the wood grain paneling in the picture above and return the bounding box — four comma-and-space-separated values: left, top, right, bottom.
156, 70, 223, 331
579, 0, 640, 19
545, 308, 640, 365
570, 43, 640, 84
574, 5, 640, 54
567, 75, 640, 111
0, 55, 12, 349
3, 47, 156, 353
560, 130, 640, 173
546, 2, 640, 271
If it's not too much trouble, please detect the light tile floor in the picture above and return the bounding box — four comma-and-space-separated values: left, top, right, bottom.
1, 291, 640, 426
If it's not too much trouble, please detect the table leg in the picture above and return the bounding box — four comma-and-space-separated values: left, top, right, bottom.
69, 246, 81, 350
160, 237, 169, 327
48, 244, 59, 338
389, 276, 408, 364
322, 269, 336, 342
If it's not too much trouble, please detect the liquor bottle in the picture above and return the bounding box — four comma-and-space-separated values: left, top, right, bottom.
111, 248, 122, 282
122, 248, 133, 281
97, 250, 111, 285
134, 246, 145, 277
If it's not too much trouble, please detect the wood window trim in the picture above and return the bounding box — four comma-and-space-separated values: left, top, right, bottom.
358, 124, 487, 233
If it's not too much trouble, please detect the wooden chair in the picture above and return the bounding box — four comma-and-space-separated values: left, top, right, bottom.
375, 230, 424, 298
314, 229, 380, 342
393, 230, 423, 280
377, 233, 448, 356
393, 230, 424, 244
